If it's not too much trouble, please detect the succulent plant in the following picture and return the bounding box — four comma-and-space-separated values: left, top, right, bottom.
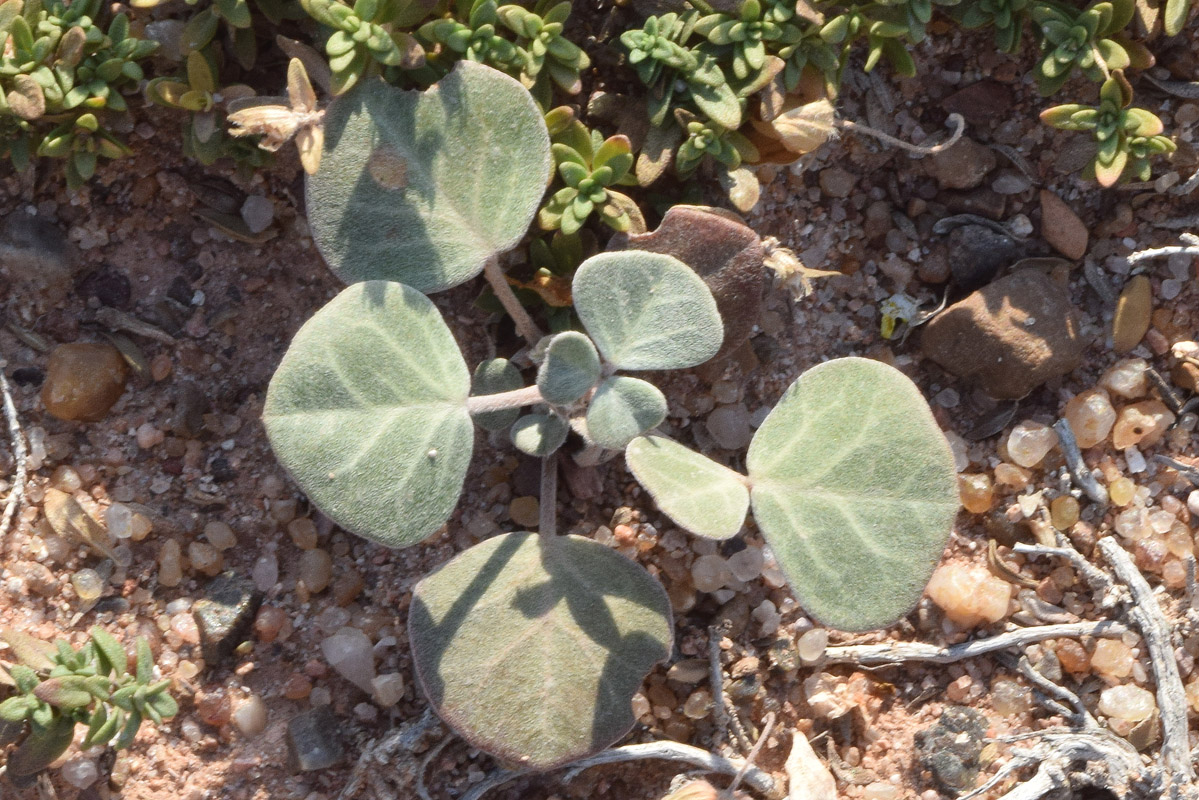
539, 119, 642, 235
952, 0, 1030, 51
302, 0, 427, 93
693, 0, 803, 82
674, 108, 759, 175
0, 628, 176, 780
496, 0, 589, 100
1040, 71, 1175, 186
419, 0, 521, 70
1029, 0, 1132, 95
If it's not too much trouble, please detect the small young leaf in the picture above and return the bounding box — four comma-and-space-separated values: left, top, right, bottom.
0, 695, 33, 723
510, 412, 569, 456
113, 709, 142, 750
625, 435, 749, 539
472, 358, 524, 432
264, 281, 474, 549
1, 631, 55, 671
410, 532, 672, 771
136, 637, 153, 684
307, 62, 553, 293
746, 358, 959, 631
89, 627, 127, 677
585, 376, 667, 450
537, 332, 600, 405
33, 676, 92, 709
572, 251, 723, 370
1163, 0, 1189, 34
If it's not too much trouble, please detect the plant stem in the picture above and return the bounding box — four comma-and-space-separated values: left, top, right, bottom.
539, 452, 558, 537
0, 369, 28, 548
465, 385, 545, 415
483, 256, 544, 347
839, 112, 966, 156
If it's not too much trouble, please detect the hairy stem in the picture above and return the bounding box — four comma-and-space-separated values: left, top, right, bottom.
839, 112, 965, 156
465, 385, 545, 415
483, 256, 544, 346
0, 369, 28, 550
539, 452, 558, 537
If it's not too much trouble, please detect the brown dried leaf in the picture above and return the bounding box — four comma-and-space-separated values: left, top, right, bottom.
8, 75, 45, 121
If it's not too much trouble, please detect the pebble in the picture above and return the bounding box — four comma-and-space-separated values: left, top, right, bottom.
1006, 420, 1059, 468
990, 676, 1033, 715
193, 572, 264, 665
1112, 275, 1152, 354
819, 167, 856, 198
926, 562, 1012, 627
241, 195, 275, 234
287, 706, 344, 771
914, 706, 988, 793
372, 673, 405, 707
322, 628, 376, 693
204, 521, 237, 550
287, 518, 318, 549
921, 270, 1085, 399
508, 496, 540, 528
947, 225, 1019, 292
252, 551, 279, 591
691, 554, 731, 593
682, 689, 712, 719
188, 541, 223, 577
1111, 401, 1174, 449
159, 540, 184, 588
71, 568, 104, 602
253, 605, 288, 643
1063, 388, 1116, 448
797, 628, 829, 664
1038, 189, 1088, 259
1091, 639, 1134, 679
106, 502, 152, 541
958, 473, 993, 513
60, 758, 99, 789
41, 342, 129, 422
726, 547, 763, 581
299, 549, 333, 594
233, 694, 268, 737
928, 138, 996, 190
992, 172, 1030, 195
706, 404, 751, 449
863, 783, 900, 800
1102, 358, 1149, 399
1098, 684, 1155, 721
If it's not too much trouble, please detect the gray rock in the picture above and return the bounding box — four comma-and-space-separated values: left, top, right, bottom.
171, 381, 209, 439
240, 196, 275, 234
921, 270, 1087, 400
0, 212, 79, 308
914, 706, 987, 793
287, 706, 344, 772
948, 224, 1019, 292
192, 572, 263, 666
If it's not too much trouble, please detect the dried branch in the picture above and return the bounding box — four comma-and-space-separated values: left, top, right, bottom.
988, 730, 1144, 800
1012, 542, 1121, 609
1052, 419, 1108, 505
822, 621, 1127, 667
1097, 537, 1195, 784
0, 369, 28, 549
1125, 232, 1199, 266
1016, 655, 1095, 728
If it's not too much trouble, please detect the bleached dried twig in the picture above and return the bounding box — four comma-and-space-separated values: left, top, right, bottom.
1052, 419, 1108, 505
1012, 541, 1121, 609
1125, 232, 1199, 266
822, 620, 1127, 666
0, 369, 28, 548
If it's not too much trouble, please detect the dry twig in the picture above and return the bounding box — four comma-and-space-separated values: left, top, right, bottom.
0, 369, 28, 548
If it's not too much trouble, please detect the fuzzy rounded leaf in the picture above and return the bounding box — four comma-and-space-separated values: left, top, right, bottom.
472, 358, 523, 432
410, 532, 672, 771
573, 252, 723, 370
537, 332, 600, 405
586, 376, 667, 449
264, 281, 473, 548
7, 716, 75, 777
307, 61, 552, 293
510, 412, 569, 456
746, 357, 959, 631
625, 435, 749, 539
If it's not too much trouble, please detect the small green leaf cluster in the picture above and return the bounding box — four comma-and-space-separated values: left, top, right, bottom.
540, 108, 641, 234
1028, 0, 1133, 95
0, 0, 156, 185
1041, 71, 1176, 186
0, 628, 177, 780
139, 0, 306, 72
301, 0, 430, 93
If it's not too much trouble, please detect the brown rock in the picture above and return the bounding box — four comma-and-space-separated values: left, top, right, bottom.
1112, 275, 1152, 354
41, 342, 129, 422
927, 138, 997, 191
942, 81, 1015, 129
921, 270, 1087, 399
609, 205, 764, 360
1039, 190, 1088, 259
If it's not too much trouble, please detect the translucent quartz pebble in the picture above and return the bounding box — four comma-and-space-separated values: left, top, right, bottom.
321, 628, 376, 693
958, 473, 993, 513
926, 562, 1012, 627
691, 554, 731, 593
71, 568, 103, 602
1101, 358, 1148, 399
61, 759, 99, 789
233, 694, 268, 737
1063, 388, 1116, 448
1114, 508, 1151, 541
1091, 639, 1134, 679
1006, 420, 1058, 468
1098, 684, 1155, 721
1111, 401, 1174, 449
252, 551, 279, 591
797, 629, 829, 664
727, 548, 764, 582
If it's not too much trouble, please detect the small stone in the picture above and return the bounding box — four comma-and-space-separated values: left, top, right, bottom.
1038, 190, 1088, 259
322, 628, 376, 693
1091, 639, 1134, 679
241, 196, 275, 234
50, 465, 82, 492
667, 659, 709, 684
189, 541, 223, 577
1112, 401, 1174, 449
508, 496, 540, 528
1112, 275, 1152, 354
863, 783, 900, 800
1101, 358, 1148, 399
233, 694, 268, 737
947, 225, 1019, 292
992, 172, 1030, 195
252, 551, 279, 591
1098, 684, 1155, 721
287, 706, 344, 771
682, 689, 712, 719
192, 572, 264, 665
254, 605, 288, 643
1110, 477, 1136, 507
332, 569, 365, 607
990, 676, 1033, 715
283, 673, 313, 700
71, 568, 104, 602
819, 167, 856, 198
197, 688, 232, 726
299, 549, 333, 594
204, 521, 237, 550
41, 342, 129, 422
158, 540, 183, 588
1055, 639, 1090, 673
372, 673, 405, 707
691, 554, 731, 593
1063, 388, 1116, 448
926, 562, 1012, 627
727, 547, 763, 581
958, 473, 994, 513
920, 271, 1086, 400
994, 463, 1030, 488
1006, 420, 1059, 468
287, 517, 318, 550
797, 628, 829, 664
1050, 496, 1080, 529
60, 758, 99, 789
914, 706, 988, 793
706, 404, 752, 449
928, 138, 997, 190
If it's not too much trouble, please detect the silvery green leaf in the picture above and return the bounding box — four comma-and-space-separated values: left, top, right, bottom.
585, 376, 667, 449
625, 434, 748, 539
537, 331, 600, 405
510, 412, 569, 456
472, 358, 523, 432
265, 281, 473, 548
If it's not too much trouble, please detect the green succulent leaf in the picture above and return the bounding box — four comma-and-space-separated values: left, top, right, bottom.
572, 252, 723, 371
472, 358, 524, 432
7, 715, 75, 777
584, 376, 667, 450
264, 281, 474, 549
33, 676, 92, 709
1164, 0, 1189, 34
625, 434, 749, 539
510, 412, 569, 456
89, 627, 127, 677
745, 358, 959, 631
537, 332, 600, 406
307, 62, 552, 293
409, 531, 672, 771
